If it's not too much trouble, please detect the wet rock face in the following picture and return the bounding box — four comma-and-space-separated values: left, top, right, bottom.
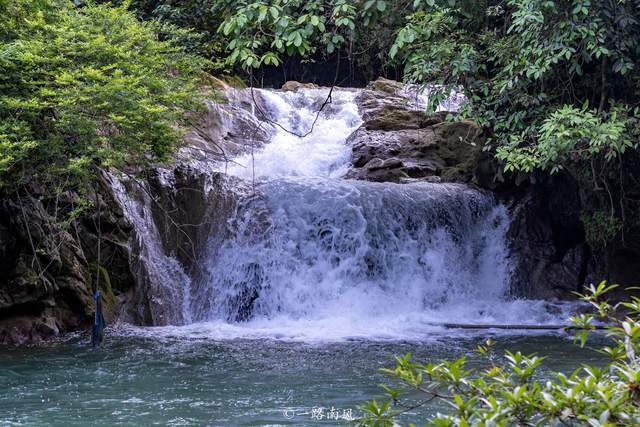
346, 127, 444, 183
346, 78, 491, 185
506, 178, 588, 299
146, 166, 234, 271
346, 121, 488, 183
0, 165, 239, 343
505, 172, 640, 301
185, 91, 273, 165
116, 165, 238, 326
0, 193, 106, 345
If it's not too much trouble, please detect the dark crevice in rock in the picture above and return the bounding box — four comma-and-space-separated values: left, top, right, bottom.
0, 300, 47, 321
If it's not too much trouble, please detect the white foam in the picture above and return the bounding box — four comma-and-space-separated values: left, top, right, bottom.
115, 299, 581, 343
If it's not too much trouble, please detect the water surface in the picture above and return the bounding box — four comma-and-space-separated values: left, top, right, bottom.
0, 332, 603, 426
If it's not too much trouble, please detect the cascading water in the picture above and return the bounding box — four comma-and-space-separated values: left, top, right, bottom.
142, 87, 575, 342
192, 179, 512, 323
108, 173, 193, 325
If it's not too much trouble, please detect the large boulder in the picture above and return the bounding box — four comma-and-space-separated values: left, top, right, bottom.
346, 78, 492, 185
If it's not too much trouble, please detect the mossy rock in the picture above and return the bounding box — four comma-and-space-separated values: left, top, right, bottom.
281, 81, 319, 91
90, 264, 117, 323
367, 77, 403, 94
433, 120, 483, 182
365, 107, 430, 131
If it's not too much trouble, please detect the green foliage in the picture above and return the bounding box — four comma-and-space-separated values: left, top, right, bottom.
497, 106, 632, 175
392, 0, 639, 151
101, 0, 236, 71
581, 210, 624, 248
360, 281, 640, 426
388, 0, 640, 250
0, 0, 206, 191
220, 0, 357, 69
217, 0, 407, 77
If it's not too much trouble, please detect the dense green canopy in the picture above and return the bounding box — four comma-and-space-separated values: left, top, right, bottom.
0, 0, 205, 191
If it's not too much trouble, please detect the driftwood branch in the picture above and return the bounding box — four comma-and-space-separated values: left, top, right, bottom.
438, 323, 607, 330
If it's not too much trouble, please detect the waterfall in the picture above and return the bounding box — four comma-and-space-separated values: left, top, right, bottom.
108, 172, 192, 325
191, 179, 512, 324
160, 88, 574, 341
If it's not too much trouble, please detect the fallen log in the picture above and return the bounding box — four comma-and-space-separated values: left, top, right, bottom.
439, 323, 608, 330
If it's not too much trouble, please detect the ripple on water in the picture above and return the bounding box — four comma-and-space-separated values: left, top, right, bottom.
0, 333, 605, 426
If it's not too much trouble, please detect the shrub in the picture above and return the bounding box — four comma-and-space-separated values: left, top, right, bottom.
360, 281, 640, 426
0, 0, 206, 192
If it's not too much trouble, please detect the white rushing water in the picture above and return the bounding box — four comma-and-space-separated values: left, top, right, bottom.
129, 88, 576, 342
226, 88, 361, 179
108, 172, 192, 325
